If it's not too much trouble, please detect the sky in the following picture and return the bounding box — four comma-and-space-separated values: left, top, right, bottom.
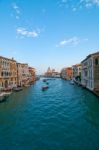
0, 0, 99, 74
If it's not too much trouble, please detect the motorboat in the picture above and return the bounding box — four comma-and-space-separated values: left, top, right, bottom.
0, 93, 5, 102
13, 87, 23, 92
0, 92, 11, 102
3, 92, 12, 98
42, 86, 49, 91
3, 87, 12, 92
43, 79, 47, 82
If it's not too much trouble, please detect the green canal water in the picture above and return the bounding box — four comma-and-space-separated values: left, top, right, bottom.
0, 78, 99, 150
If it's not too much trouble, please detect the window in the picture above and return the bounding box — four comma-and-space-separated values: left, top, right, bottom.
84, 70, 87, 77
95, 58, 99, 65
6, 72, 9, 76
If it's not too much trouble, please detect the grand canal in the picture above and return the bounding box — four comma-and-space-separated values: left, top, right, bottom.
0, 78, 99, 150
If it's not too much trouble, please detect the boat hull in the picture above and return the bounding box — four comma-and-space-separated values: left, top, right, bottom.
42, 86, 49, 91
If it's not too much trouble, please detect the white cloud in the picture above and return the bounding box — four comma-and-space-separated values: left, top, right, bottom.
12, 3, 21, 19
95, 0, 99, 5
56, 36, 88, 47
85, 3, 92, 8
16, 27, 41, 38
81, 0, 99, 9
12, 3, 20, 14
59, 0, 99, 11
85, 0, 99, 5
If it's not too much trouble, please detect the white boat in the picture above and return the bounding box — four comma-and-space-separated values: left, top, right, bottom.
3, 92, 12, 98
0, 93, 5, 102
0, 92, 12, 102
13, 87, 23, 92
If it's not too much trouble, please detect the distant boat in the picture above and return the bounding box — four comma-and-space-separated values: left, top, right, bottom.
43, 79, 47, 82
3, 92, 12, 98
13, 87, 23, 92
42, 86, 49, 91
3, 87, 12, 92
47, 78, 55, 80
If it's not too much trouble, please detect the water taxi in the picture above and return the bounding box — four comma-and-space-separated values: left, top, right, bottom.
43, 79, 47, 82
13, 87, 23, 92
42, 86, 49, 91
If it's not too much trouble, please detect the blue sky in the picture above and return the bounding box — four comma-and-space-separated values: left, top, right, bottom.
0, 0, 99, 74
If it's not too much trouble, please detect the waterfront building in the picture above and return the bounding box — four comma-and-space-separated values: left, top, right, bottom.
17, 63, 30, 86
61, 67, 73, 80
51, 69, 60, 78
81, 52, 99, 95
72, 64, 81, 82
10, 58, 17, 88
0, 55, 36, 90
45, 67, 52, 77
29, 67, 36, 83
60, 68, 67, 80
17, 63, 23, 86
0, 56, 17, 89
45, 67, 60, 78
